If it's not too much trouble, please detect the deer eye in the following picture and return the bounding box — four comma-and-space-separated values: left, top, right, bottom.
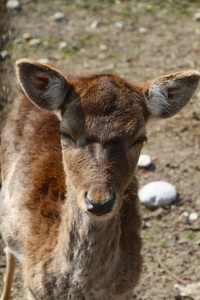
59, 131, 76, 144
129, 136, 147, 148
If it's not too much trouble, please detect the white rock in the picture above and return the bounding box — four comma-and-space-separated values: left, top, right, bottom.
59, 42, 68, 50
80, 48, 86, 54
28, 38, 41, 46
14, 38, 23, 44
7, 0, 20, 9
23, 32, 33, 41
83, 62, 91, 69
99, 63, 115, 73
174, 283, 185, 294
43, 41, 49, 48
0, 50, 9, 60
37, 58, 49, 65
137, 154, 151, 168
139, 181, 177, 208
139, 27, 147, 34
189, 212, 199, 221
53, 12, 65, 21
194, 12, 200, 22
99, 44, 108, 51
91, 20, 101, 29
98, 53, 107, 60
115, 21, 124, 29
175, 282, 200, 299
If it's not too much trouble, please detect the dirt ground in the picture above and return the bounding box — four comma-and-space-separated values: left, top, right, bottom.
0, 0, 200, 299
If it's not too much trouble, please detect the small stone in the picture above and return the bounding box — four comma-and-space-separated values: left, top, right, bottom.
7, 0, 20, 9
53, 12, 65, 21
23, 32, 33, 41
180, 212, 189, 224
189, 212, 199, 221
80, 48, 86, 54
98, 53, 107, 60
139, 181, 177, 208
43, 41, 49, 48
14, 38, 23, 44
83, 62, 91, 69
59, 42, 68, 50
99, 44, 108, 51
175, 282, 200, 299
2, 34, 8, 43
37, 58, 49, 65
28, 38, 41, 46
115, 22, 124, 29
139, 27, 147, 34
99, 63, 115, 73
0, 50, 9, 60
194, 12, 200, 22
68, 20, 75, 27
91, 20, 101, 29
174, 284, 185, 295
137, 154, 151, 168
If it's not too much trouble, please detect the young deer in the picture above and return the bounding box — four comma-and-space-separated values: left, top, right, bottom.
0, 59, 199, 300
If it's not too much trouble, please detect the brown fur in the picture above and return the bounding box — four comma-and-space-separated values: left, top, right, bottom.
0, 59, 199, 300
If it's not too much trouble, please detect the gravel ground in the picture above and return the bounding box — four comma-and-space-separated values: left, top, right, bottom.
0, 1, 200, 299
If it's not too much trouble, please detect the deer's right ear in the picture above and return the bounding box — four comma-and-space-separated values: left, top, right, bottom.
16, 59, 70, 111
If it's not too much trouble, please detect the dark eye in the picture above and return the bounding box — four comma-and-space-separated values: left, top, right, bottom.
59, 131, 76, 144
135, 136, 147, 144
129, 136, 147, 148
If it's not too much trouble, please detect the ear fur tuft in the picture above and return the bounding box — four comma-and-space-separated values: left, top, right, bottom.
16, 59, 70, 111
143, 70, 200, 118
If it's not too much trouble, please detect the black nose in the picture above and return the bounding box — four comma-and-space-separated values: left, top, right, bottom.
85, 193, 116, 216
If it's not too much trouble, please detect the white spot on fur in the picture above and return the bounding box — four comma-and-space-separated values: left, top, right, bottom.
54, 110, 62, 120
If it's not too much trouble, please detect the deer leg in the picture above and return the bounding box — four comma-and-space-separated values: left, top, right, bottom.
1, 248, 16, 300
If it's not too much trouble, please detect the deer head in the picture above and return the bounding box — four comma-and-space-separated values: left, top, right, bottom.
16, 59, 199, 221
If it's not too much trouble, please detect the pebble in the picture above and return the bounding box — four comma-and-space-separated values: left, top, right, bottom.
137, 154, 151, 168
0, 50, 9, 60
139, 27, 147, 34
23, 32, 33, 41
80, 48, 86, 54
115, 21, 124, 29
174, 282, 200, 299
139, 181, 177, 208
59, 42, 68, 50
189, 212, 199, 221
194, 12, 200, 22
98, 53, 107, 60
7, 0, 20, 9
53, 12, 65, 21
83, 62, 91, 69
43, 41, 49, 48
91, 20, 102, 29
28, 38, 41, 46
37, 58, 49, 65
99, 63, 115, 73
14, 38, 23, 44
179, 211, 189, 224
99, 44, 108, 51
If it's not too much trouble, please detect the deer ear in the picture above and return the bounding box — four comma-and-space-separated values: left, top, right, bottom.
143, 71, 200, 118
16, 59, 70, 111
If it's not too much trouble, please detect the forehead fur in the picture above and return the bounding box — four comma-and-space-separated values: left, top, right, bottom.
62, 74, 147, 143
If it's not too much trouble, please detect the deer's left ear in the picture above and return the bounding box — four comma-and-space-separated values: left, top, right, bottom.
143, 71, 200, 118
